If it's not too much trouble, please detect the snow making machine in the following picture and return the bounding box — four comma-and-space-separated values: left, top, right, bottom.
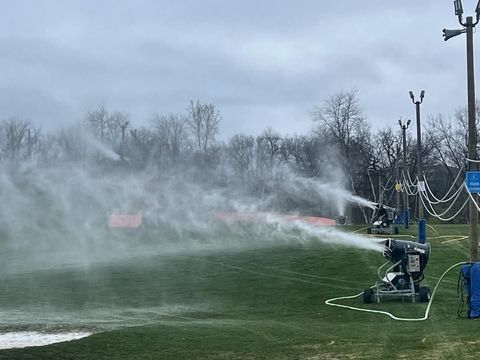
363, 238, 431, 304
367, 205, 399, 235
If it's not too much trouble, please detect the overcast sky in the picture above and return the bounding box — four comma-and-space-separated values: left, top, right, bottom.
0, 1, 478, 138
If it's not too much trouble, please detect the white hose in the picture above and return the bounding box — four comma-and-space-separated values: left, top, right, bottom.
325, 262, 467, 321
407, 171, 418, 188
401, 172, 418, 195
420, 188, 468, 219
422, 166, 464, 204
401, 170, 416, 187
466, 187, 480, 213
423, 176, 465, 205
420, 192, 468, 221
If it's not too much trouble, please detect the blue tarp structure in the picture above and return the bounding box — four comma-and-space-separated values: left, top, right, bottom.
460, 263, 480, 318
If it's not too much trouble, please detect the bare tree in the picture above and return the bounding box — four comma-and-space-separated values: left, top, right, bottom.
107, 111, 130, 153
372, 126, 402, 176
312, 90, 369, 158
37, 133, 61, 164
453, 102, 480, 133
83, 106, 130, 160
186, 100, 221, 153
127, 127, 155, 168
25, 126, 43, 160
281, 135, 332, 177
228, 134, 255, 181
426, 114, 465, 172
256, 128, 283, 171
152, 114, 189, 164
84, 106, 109, 142
312, 89, 372, 181
54, 125, 88, 162
0, 118, 31, 160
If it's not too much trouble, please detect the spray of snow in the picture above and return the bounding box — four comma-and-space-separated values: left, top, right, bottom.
79, 131, 121, 161
263, 214, 384, 252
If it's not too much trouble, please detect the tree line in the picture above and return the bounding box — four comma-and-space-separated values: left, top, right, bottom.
0, 91, 473, 223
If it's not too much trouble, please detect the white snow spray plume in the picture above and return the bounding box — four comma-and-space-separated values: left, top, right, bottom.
0, 160, 381, 275
266, 166, 377, 216
254, 213, 383, 252
80, 131, 122, 161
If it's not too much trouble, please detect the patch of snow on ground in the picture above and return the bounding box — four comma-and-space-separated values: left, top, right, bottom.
0, 331, 91, 349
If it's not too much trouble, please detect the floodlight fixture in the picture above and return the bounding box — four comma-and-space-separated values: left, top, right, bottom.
409, 91, 426, 104
443, 28, 466, 41
398, 119, 412, 129
455, 0, 464, 16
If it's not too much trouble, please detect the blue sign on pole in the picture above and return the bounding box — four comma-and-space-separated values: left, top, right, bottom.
466, 171, 480, 193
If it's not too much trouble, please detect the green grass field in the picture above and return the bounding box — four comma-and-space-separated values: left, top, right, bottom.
0, 224, 479, 359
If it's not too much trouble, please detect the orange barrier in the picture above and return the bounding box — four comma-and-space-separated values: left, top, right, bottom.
108, 211, 143, 228
282, 215, 336, 226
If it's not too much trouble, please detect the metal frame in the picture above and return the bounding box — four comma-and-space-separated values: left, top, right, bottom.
372, 260, 420, 303
370, 223, 396, 235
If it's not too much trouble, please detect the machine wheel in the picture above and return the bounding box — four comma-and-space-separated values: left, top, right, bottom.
363, 288, 374, 304
419, 287, 431, 302
394, 226, 399, 235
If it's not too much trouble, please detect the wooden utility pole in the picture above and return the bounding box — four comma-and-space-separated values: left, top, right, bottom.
466, 16, 479, 262
443, 2, 480, 260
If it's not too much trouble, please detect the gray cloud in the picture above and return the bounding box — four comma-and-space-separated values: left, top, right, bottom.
0, 1, 477, 137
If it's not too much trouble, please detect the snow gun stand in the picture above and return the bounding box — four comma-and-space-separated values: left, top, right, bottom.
363, 239, 431, 304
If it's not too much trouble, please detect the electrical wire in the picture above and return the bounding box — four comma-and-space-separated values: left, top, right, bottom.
324, 262, 468, 321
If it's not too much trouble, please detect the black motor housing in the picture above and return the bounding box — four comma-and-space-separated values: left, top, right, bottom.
383, 239, 430, 280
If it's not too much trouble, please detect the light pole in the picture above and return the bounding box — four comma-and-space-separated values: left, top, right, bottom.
443, 0, 479, 262
398, 119, 411, 229
409, 90, 425, 222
